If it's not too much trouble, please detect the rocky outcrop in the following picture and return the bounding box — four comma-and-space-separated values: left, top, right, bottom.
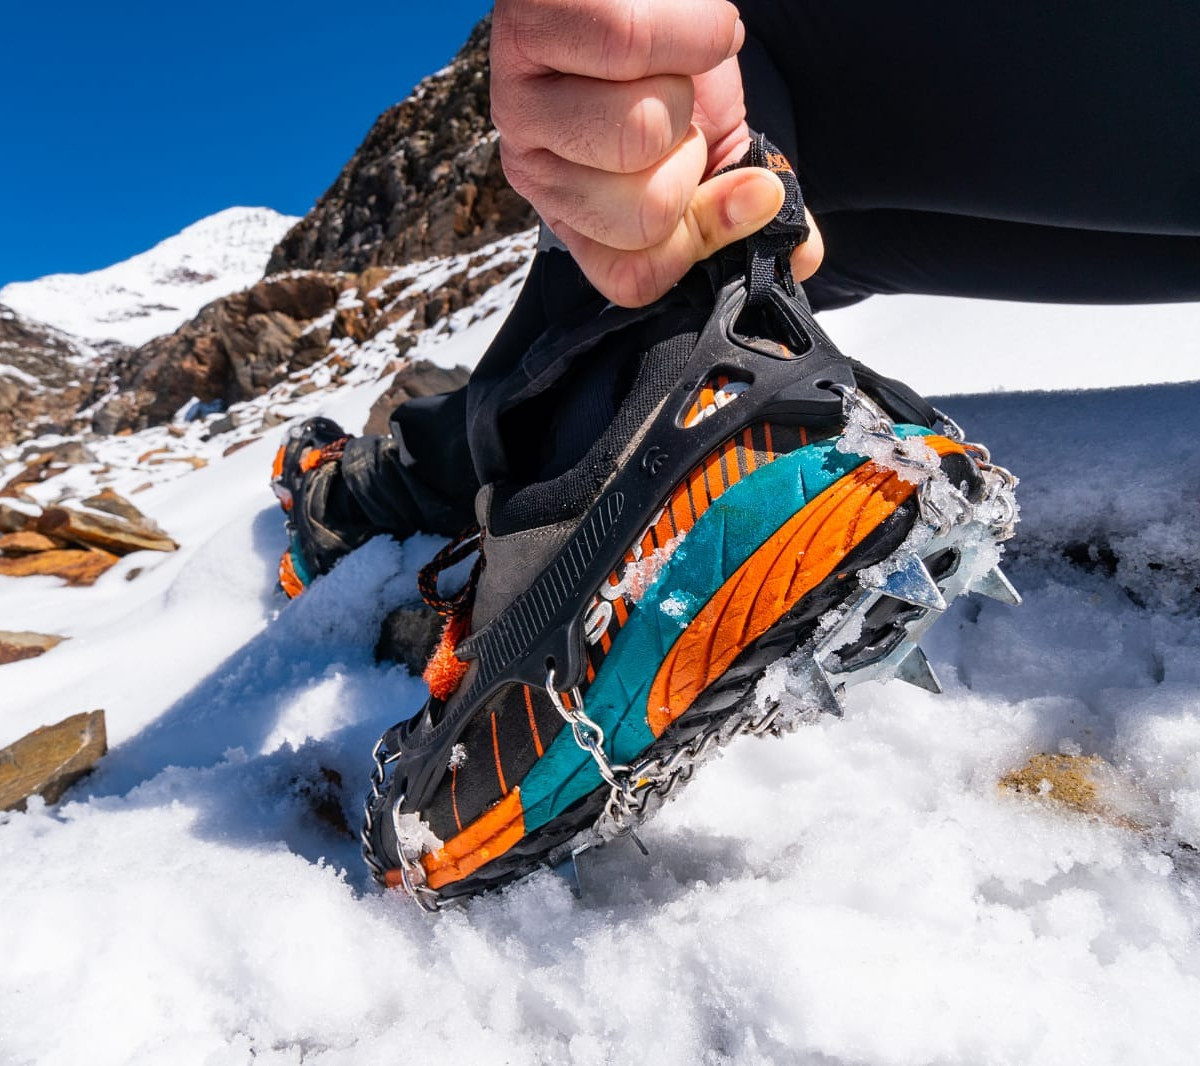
0, 710, 107, 811
266, 16, 534, 275
91, 246, 523, 435
0, 305, 109, 448
91, 273, 349, 433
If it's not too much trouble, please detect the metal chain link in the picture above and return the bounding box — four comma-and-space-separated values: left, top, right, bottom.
594, 698, 794, 839
544, 666, 630, 790
543, 666, 801, 844
360, 737, 441, 912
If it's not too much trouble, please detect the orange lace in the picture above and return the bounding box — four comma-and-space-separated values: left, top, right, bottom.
418, 524, 484, 699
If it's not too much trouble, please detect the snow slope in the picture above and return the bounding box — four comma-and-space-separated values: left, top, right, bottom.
2, 246, 1199, 1065
0, 207, 299, 348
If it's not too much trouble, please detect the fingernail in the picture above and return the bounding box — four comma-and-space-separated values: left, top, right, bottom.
727, 172, 782, 227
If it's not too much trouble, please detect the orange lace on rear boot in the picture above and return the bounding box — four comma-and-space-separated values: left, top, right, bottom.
417, 524, 484, 700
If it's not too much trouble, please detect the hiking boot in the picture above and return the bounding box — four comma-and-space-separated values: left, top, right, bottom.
361, 136, 1020, 908
270, 417, 350, 598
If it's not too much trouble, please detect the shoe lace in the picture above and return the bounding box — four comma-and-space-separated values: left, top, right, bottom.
417, 523, 485, 701
298, 435, 351, 474
417, 523, 484, 617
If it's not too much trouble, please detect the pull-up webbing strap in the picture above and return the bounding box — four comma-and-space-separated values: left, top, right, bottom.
722, 133, 810, 305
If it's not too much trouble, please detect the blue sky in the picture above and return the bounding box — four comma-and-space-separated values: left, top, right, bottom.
1, 2, 494, 287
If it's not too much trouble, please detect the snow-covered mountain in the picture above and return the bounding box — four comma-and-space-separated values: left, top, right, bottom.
0, 207, 299, 348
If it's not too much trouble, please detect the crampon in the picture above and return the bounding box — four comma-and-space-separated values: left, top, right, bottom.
359, 136, 1020, 911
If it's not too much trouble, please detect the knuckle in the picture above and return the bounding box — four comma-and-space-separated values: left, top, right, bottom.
637, 180, 686, 247
602, 0, 654, 79
616, 87, 679, 173
605, 252, 664, 308
498, 145, 541, 199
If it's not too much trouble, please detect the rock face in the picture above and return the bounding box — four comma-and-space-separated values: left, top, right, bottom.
0, 305, 108, 448
0, 709, 107, 811
91, 246, 523, 435
266, 16, 534, 275
92, 273, 349, 432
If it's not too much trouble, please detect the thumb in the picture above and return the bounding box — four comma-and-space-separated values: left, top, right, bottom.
557, 167, 785, 308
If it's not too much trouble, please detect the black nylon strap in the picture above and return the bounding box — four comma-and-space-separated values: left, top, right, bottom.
721, 133, 811, 305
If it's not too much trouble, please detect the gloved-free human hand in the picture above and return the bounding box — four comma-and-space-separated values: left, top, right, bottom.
491, 0, 824, 307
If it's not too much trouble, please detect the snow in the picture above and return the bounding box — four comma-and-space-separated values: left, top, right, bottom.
0, 207, 299, 348
820, 293, 1200, 395
3, 236, 1200, 1064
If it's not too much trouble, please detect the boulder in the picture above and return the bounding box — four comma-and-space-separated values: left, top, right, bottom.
0, 710, 106, 811
80, 488, 150, 525
375, 600, 443, 676
0, 631, 66, 666
363, 359, 471, 436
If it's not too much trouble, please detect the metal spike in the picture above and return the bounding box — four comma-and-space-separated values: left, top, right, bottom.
550, 841, 594, 898
894, 646, 943, 694
862, 553, 947, 612
805, 656, 845, 717
973, 565, 1022, 606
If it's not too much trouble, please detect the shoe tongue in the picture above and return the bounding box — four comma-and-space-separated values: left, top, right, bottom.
721, 133, 811, 305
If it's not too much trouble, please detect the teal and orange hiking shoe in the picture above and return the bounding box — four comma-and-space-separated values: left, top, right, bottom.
361, 137, 1020, 908
270, 417, 350, 598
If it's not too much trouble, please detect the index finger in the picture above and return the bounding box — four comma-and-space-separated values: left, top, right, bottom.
495, 0, 745, 81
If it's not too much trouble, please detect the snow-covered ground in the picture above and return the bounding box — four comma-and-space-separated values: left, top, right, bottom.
0, 208, 298, 348
2, 244, 1199, 1065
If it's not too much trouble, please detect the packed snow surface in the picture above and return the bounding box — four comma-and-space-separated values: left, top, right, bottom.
0, 207, 298, 347
2, 240, 1200, 1064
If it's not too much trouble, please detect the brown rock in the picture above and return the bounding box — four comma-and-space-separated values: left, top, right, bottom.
0, 548, 120, 586
222, 438, 257, 458
375, 600, 442, 676
0, 304, 108, 449
0, 631, 66, 666
0, 530, 67, 554
80, 488, 151, 526
363, 359, 471, 436
153, 455, 207, 470
37, 506, 178, 555
0, 453, 65, 497
92, 272, 351, 434
0, 710, 107, 811
0, 503, 35, 533
999, 752, 1150, 830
